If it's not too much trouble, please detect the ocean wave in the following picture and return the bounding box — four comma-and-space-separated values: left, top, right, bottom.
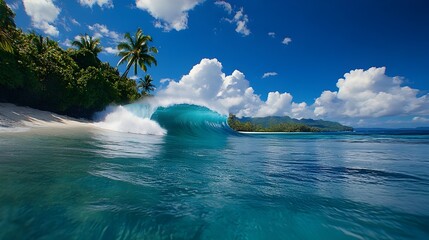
94, 101, 235, 137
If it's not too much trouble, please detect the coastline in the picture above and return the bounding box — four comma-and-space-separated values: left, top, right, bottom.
0, 102, 91, 131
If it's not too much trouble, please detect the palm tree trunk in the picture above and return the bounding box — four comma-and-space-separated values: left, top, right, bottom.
121, 67, 131, 79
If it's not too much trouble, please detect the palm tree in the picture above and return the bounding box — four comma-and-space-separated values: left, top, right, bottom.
117, 28, 157, 79
72, 34, 102, 56
138, 75, 156, 95
0, 0, 16, 53
30, 33, 56, 53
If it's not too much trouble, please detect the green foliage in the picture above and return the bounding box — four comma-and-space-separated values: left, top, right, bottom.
237, 116, 353, 132
99, 62, 140, 104
117, 28, 157, 78
30, 37, 79, 112
68, 48, 100, 69
69, 34, 102, 69
28, 33, 57, 54
228, 114, 263, 132
0, 51, 26, 89
0, 11, 152, 119
72, 34, 102, 56
113, 77, 141, 104
0, 30, 40, 103
0, 0, 16, 53
228, 114, 352, 132
75, 67, 114, 111
138, 75, 155, 96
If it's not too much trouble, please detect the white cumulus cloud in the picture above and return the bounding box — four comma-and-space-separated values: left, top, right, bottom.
88, 23, 122, 43
104, 47, 119, 55
214, 0, 232, 14
262, 72, 278, 79
313, 67, 429, 118
22, 0, 61, 37
157, 58, 307, 118
61, 38, 72, 48
216, 2, 251, 36
232, 7, 250, 36
160, 78, 174, 84
78, 0, 113, 8
268, 32, 276, 38
73, 35, 82, 41
135, 0, 203, 31
282, 37, 292, 45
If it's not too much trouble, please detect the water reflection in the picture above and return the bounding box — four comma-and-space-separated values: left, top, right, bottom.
89, 128, 165, 159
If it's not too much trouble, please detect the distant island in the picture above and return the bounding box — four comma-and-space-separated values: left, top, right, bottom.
228, 114, 353, 132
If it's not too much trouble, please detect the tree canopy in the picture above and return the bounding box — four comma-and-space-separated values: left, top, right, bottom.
138, 75, 155, 96
0, 0, 16, 52
0, 6, 156, 118
72, 34, 102, 56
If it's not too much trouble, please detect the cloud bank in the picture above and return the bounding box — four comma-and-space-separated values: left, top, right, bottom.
78, 0, 113, 8
22, 0, 61, 36
313, 67, 429, 118
157, 58, 307, 118
156, 59, 429, 126
135, 0, 203, 31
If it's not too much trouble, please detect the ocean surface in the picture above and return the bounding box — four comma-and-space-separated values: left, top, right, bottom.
1, 104, 429, 239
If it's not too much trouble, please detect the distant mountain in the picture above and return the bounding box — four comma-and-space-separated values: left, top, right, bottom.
228, 115, 353, 132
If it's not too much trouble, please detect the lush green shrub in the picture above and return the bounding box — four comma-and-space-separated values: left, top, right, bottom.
0, 2, 150, 118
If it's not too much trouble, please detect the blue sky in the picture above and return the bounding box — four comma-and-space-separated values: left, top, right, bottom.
7, 0, 429, 127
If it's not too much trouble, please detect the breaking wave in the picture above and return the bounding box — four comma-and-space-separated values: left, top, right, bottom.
94, 101, 234, 136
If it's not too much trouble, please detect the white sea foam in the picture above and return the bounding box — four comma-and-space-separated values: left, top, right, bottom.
94, 104, 166, 135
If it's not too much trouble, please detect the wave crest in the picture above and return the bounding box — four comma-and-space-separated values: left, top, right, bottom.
94, 104, 166, 135
94, 101, 234, 136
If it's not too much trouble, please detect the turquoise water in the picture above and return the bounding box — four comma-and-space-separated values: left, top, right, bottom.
1, 104, 429, 239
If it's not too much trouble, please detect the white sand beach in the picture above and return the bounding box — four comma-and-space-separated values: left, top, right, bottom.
0, 103, 91, 131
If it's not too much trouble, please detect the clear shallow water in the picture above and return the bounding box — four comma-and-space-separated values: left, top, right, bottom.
1, 107, 429, 239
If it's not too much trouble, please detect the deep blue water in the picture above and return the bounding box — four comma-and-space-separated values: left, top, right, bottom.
1, 104, 429, 239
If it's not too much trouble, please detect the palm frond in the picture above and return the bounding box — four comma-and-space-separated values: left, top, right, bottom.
116, 28, 158, 78
117, 42, 132, 51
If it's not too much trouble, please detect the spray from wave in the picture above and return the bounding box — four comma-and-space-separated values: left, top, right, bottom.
94, 103, 166, 135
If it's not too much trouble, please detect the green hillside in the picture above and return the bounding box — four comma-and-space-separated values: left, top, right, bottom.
228, 115, 353, 132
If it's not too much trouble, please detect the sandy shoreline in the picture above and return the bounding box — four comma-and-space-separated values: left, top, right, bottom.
0, 102, 91, 131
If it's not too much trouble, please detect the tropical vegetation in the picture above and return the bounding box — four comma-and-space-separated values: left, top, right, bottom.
138, 75, 156, 96
117, 28, 157, 78
0, 1, 157, 118
228, 114, 353, 132
0, 0, 15, 53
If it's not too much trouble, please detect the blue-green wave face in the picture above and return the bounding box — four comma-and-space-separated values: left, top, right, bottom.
151, 104, 235, 137
94, 103, 235, 136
